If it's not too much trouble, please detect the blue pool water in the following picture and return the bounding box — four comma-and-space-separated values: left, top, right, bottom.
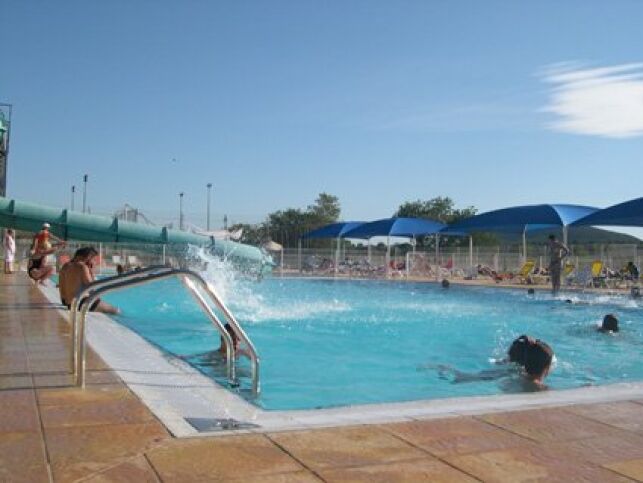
104, 276, 643, 410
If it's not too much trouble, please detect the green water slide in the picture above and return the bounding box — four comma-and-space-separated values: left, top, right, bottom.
0, 196, 273, 272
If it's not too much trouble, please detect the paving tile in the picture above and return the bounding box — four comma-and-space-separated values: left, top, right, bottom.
445, 445, 633, 482
81, 455, 160, 482
146, 434, 303, 482
384, 417, 530, 457
320, 458, 477, 482
227, 470, 322, 482
33, 370, 120, 389
546, 431, 643, 466
0, 390, 40, 433
479, 407, 621, 442
0, 431, 50, 483
604, 458, 643, 482
0, 374, 33, 390
45, 422, 168, 482
40, 397, 155, 428
566, 401, 643, 432
37, 385, 130, 406
268, 426, 428, 472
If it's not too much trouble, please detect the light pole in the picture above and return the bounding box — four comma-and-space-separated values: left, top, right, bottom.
223, 214, 228, 230
179, 192, 184, 231
206, 183, 212, 231
82, 174, 88, 213
71, 185, 76, 211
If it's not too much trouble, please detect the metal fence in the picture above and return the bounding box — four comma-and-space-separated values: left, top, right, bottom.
8, 239, 179, 274
276, 243, 642, 279
4, 236, 641, 281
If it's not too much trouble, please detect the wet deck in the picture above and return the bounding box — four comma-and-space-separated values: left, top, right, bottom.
1, 273, 642, 482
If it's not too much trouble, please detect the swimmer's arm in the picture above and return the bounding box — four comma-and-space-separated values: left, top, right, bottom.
452, 367, 516, 383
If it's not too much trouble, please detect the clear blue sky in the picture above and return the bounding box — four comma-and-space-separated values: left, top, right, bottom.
2, 1, 642, 234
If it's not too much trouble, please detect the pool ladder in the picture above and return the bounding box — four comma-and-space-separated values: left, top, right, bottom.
69, 265, 261, 396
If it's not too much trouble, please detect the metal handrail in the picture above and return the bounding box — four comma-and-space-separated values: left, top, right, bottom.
182, 276, 261, 395
71, 268, 260, 395
69, 265, 175, 375
72, 268, 235, 386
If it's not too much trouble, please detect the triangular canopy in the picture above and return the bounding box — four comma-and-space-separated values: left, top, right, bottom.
342, 217, 445, 239
571, 197, 643, 227
302, 221, 365, 239
447, 204, 599, 234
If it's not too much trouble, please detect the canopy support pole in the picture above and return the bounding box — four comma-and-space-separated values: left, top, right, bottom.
469, 235, 473, 267
386, 236, 391, 278
563, 225, 569, 247
522, 228, 527, 264
367, 239, 371, 263
334, 236, 340, 276
435, 234, 440, 281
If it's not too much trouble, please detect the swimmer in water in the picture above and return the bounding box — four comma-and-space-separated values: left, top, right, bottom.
430, 335, 554, 388
597, 314, 619, 333
188, 323, 251, 365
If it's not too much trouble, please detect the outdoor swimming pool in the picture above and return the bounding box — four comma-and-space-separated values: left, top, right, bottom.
104, 276, 643, 411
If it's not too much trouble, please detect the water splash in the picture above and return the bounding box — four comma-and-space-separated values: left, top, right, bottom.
186, 245, 351, 323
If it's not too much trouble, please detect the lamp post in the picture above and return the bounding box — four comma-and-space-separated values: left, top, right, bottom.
82, 174, 88, 213
71, 185, 76, 211
206, 183, 212, 231
223, 214, 228, 230
179, 192, 184, 231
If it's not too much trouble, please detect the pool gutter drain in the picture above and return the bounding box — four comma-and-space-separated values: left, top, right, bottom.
185, 417, 260, 432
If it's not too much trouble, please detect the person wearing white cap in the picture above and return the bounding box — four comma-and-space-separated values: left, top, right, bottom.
27, 222, 65, 285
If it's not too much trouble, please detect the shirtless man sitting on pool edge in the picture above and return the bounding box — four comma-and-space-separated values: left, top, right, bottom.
59, 247, 120, 314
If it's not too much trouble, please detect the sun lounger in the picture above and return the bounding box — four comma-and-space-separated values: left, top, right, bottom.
590, 260, 606, 288
516, 260, 536, 284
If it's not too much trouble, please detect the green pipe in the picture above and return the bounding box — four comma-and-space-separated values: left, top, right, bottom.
0, 196, 273, 272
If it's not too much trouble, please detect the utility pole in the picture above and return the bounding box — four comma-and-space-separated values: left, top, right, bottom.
179, 192, 185, 230
206, 183, 212, 231
82, 174, 88, 213
71, 185, 76, 211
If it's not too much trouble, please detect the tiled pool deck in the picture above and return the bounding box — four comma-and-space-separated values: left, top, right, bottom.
1, 273, 643, 482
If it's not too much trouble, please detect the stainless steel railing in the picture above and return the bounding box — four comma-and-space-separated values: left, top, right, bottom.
70, 267, 260, 395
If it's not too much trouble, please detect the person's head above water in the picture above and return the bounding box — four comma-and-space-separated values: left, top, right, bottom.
527, 288, 535, 295
441, 279, 450, 288
507, 335, 531, 365
522, 339, 554, 382
632, 287, 641, 299
221, 323, 239, 349
599, 314, 619, 333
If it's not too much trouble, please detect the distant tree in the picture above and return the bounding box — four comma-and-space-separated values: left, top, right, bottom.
394, 196, 497, 247
394, 196, 476, 224
308, 193, 341, 225
236, 193, 342, 248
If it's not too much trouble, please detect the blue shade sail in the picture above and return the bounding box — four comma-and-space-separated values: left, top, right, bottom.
447, 204, 599, 234
341, 217, 445, 239
302, 222, 365, 239
571, 197, 643, 227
